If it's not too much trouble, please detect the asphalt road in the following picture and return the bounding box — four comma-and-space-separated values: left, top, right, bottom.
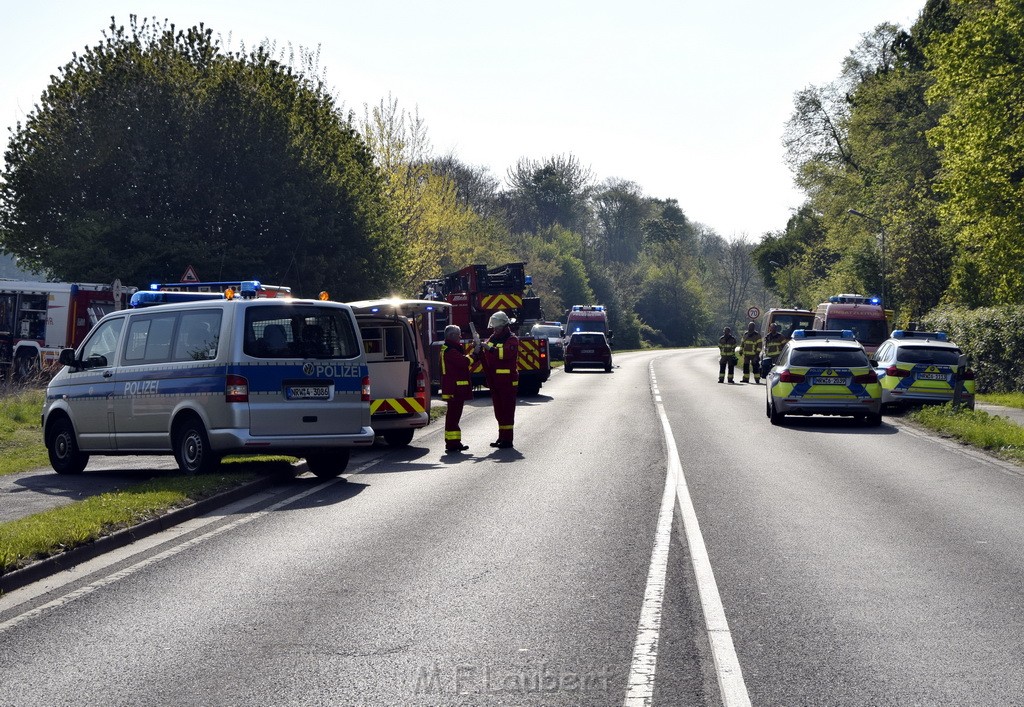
2, 349, 1024, 705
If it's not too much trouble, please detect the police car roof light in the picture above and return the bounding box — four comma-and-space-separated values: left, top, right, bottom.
792, 329, 856, 340
891, 330, 948, 341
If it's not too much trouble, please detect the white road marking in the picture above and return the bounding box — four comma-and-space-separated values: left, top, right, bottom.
624, 363, 751, 706
0, 454, 388, 632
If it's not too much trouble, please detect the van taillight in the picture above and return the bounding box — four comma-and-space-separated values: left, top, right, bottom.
362, 375, 371, 402
226, 374, 249, 403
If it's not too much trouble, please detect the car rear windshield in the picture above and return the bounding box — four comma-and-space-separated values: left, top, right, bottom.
532, 325, 562, 338
825, 318, 888, 346
791, 347, 868, 368
570, 334, 606, 346
897, 345, 962, 365
245, 304, 360, 359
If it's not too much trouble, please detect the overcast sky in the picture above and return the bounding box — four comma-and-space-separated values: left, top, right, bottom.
1, 0, 925, 240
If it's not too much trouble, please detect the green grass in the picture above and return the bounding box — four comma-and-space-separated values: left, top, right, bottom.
909, 404, 1024, 464
978, 392, 1024, 409
0, 387, 48, 475
0, 469, 276, 573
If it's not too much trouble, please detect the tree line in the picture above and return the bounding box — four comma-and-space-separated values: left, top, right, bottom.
760, 0, 1024, 324
0, 16, 767, 349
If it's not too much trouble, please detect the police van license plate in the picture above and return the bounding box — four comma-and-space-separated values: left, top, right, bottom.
286, 385, 331, 400
919, 372, 947, 381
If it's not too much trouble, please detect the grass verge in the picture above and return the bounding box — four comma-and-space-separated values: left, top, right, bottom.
0, 387, 48, 475
908, 404, 1024, 465
978, 392, 1024, 409
0, 467, 287, 573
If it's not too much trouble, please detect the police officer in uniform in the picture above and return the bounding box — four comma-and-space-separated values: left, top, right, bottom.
718, 326, 738, 384
740, 321, 763, 384
480, 311, 519, 448
440, 325, 476, 453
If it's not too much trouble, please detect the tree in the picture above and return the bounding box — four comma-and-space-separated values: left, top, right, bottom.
926, 0, 1024, 305
503, 154, 594, 237
592, 178, 650, 265
0, 17, 398, 298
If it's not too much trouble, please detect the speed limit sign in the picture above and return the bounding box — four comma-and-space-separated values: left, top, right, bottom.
747, 307, 761, 320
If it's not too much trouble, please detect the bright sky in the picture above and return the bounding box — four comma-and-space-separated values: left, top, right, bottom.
1, 0, 925, 240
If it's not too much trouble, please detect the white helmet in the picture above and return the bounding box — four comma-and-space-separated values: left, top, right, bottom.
488, 311, 510, 328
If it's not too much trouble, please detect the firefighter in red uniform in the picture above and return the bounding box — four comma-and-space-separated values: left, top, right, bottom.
440, 325, 476, 453
480, 310, 519, 449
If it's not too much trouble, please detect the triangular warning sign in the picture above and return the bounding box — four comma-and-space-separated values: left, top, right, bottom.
180, 265, 200, 283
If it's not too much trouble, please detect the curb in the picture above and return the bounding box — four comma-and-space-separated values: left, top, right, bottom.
0, 473, 285, 595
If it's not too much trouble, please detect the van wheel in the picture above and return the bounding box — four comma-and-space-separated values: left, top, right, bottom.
305, 449, 350, 478
383, 429, 415, 447
48, 417, 89, 474
174, 418, 220, 475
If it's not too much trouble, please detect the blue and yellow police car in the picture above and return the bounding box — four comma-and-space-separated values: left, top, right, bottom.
765, 329, 882, 426
873, 330, 975, 411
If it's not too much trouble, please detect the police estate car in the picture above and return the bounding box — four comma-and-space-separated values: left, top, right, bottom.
765, 329, 882, 426
873, 330, 975, 410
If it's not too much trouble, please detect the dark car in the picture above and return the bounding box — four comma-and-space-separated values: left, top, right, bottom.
564, 332, 612, 373
530, 322, 565, 360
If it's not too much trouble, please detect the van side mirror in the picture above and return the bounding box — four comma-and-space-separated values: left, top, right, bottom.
58, 348, 78, 367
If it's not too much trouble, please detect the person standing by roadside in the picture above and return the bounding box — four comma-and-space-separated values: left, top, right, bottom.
740, 321, 763, 384
440, 325, 476, 453
480, 311, 519, 448
760, 322, 785, 380
718, 326, 738, 384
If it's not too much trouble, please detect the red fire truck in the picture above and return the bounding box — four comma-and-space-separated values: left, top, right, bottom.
0, 280, 135, 379
421, 262, 551, 397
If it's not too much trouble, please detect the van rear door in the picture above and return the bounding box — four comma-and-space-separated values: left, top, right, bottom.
242, 303, 368, 437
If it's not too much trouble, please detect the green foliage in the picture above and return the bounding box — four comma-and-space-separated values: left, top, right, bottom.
920, 305, 1024, 392
925, 0, 1024, 305
909, 404, 1024, 463
0, 17, 398, 298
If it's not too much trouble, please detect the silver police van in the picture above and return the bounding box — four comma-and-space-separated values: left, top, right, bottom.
42, 285, 374, 478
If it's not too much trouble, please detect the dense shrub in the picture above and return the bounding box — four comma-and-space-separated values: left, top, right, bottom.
920, 305, 1024, 393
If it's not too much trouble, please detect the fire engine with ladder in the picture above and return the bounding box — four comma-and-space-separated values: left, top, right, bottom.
420, 262, 551, 397
0, 279, 134, 380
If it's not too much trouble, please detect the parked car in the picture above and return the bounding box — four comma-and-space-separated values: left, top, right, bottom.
530, 322, 565, 360
873, 330, 975, 411
563, 332, 612, 373
43, 289, 374, 477
765, 329, 881, 426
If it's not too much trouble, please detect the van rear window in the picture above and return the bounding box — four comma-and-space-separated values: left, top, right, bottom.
245, 305, 360, 359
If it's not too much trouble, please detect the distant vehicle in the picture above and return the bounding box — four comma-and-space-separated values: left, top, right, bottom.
0, 279, 135, 379
765, 329, 881, 426
530, 322, 564, 360
347, 299, 450, 446
813, 294, 889, 355
564, 305, 611, 343
43, 286, 373, 477
760, 308, 815, 342
563, 332, 613, 373
873, 330, 976, 411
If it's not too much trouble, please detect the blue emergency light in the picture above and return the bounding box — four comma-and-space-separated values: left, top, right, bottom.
130, 291, 225, 308
892, 330, 947, 341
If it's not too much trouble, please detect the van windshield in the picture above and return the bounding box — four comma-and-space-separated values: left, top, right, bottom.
566, 321, 605, 334
771, 313, 815, 338
826, 318, 888, 347
245, 305, 360, 359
